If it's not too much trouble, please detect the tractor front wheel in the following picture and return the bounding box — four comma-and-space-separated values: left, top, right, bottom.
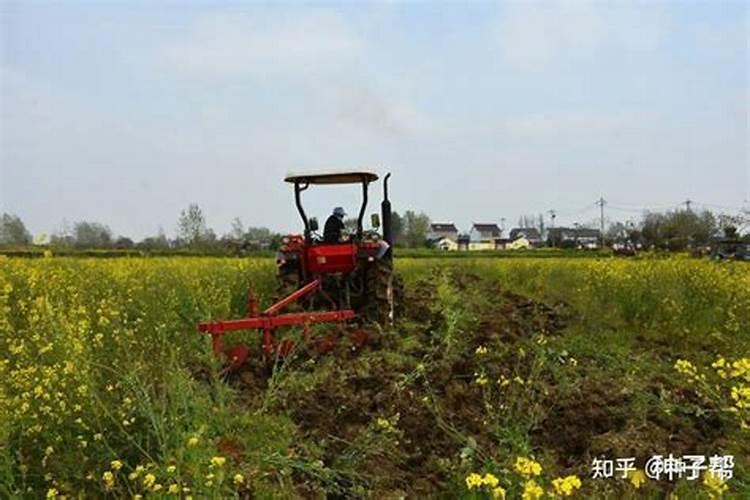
275, 264, 302, 309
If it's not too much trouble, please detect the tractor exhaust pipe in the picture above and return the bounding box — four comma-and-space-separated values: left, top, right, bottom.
382, 172, 392, 250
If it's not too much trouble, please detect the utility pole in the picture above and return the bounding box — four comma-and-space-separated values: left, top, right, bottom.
596, 196, 606, 246
684, 199, 693, 212
547, 209, 557, 247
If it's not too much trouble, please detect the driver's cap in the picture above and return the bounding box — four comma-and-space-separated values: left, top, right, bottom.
333, 207, 346, 217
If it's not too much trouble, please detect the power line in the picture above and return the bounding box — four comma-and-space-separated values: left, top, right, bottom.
692, 201, 746, 212
554, 202, 599, 217
605, 200, 679, 209
608, 205, 649, 213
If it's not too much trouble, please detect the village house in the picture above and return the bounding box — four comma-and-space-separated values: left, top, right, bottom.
427, 223, 460, 251
509, 227, 544, 247
432, 237, 459, 251
428, 223, 459, 242
468, 223, 502, 250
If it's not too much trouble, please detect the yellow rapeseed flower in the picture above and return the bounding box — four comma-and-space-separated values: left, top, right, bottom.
629, 469, 646, 489
514, 457, 542, 477
492, 486, 507, 499
482, 472, 499, 488
187, 436, 199, 447
552, 475, 582, 497
703, 471, 728, 497
110, 460, 123, 471
46, 488, 58, 499
143, 473, 156, 488
674, 359, 697, 376
729, 358, 750, 381
465, 472, 484, 490
210, 456, 226, 467
730, 385, 750, 409
522, 479, 544, 500
102, 471, 115, 490
233, 473, 245, 485
168, 484, 179, 494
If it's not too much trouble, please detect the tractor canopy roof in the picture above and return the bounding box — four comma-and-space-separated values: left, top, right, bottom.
284, 169, 379, 185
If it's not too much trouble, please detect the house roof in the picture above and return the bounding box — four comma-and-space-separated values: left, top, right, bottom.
471, 223, 502, 236
576, 228, 601, 238
430, 223, 459, 232
509, 227, 542, 240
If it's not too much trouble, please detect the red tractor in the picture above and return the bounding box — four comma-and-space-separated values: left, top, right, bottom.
198, 170, 399, 370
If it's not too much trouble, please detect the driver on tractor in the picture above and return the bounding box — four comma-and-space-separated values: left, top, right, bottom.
323, 206, 347, 243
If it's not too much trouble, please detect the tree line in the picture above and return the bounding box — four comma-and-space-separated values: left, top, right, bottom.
0, 205, 435, 252
514, 208, 748, 250
1, 204, 746, 252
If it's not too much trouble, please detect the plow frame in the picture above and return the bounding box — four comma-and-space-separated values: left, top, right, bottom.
198, 277, 356, 365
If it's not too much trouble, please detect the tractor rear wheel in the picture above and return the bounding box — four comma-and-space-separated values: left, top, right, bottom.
393, 272, 405, 319
364, 258, 396, 325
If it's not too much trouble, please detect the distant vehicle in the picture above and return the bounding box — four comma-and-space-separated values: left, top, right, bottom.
709, 239, 750, 261
612, 242, 637, 257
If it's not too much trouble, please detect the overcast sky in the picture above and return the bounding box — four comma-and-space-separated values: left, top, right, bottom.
1, 1, 748, 239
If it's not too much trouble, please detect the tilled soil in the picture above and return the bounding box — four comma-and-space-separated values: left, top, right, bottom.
223, 270, 737, 497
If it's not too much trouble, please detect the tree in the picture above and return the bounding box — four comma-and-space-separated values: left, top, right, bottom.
114, 236, 134, 249
177, 204, 211, 246
640, 209, 717, 250
138, 228, 170, 250
50, 219, 74, 247
229, 217, 245, 241
0, 213, 31, 245
537, 213, 545, 240
717, 214, 742, 239
517, 214, 545, 235
605, 222, 629, 244
391, 211, 403, 244
245, 226, 273, 242
73, 221, 112, 248
402, 210, 430, 247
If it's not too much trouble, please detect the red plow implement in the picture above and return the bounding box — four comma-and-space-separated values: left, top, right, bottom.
198, 277, 355, 371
